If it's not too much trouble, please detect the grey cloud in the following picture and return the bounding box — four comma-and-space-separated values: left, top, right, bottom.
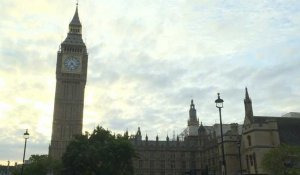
2, 0, 300, 163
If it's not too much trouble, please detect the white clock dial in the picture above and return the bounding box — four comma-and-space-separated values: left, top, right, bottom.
64, 56, 80, 71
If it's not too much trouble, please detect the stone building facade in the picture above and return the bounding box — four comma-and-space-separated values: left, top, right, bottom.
131, 89, 300, 175
240, 88, 300, 174
131, 100, 242, 175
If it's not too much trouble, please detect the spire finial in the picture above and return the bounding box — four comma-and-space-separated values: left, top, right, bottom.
76, 0, 79, 6
69, 1, 81, 27
245, 87, 251, 101
190, 99, 195, 109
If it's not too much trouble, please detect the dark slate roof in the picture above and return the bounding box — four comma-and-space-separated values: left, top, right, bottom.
62, 33, 85, 46
253, 116, 300, 146
277, 117, 300, 146
252, 116, 278, 123
70, 6, 81, 26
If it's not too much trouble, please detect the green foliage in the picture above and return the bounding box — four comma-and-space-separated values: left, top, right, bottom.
62, 126, 136, 175
262, 144, 300, 175
11, 154, 62, 175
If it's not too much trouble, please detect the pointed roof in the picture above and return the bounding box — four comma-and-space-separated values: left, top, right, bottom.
62, 4, 85, 46
244, 87, 252, 102
70, 5, 81, 26
190, 99, 194, 108
198, 122, 206, 133
136, 127, 141, 136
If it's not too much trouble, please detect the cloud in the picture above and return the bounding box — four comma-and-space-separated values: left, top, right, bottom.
1, 0, 300, 164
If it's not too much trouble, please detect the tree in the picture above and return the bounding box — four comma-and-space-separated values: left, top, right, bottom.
62, 126, 136, 175
11, 154, 62, 175
262, 144, 300, 175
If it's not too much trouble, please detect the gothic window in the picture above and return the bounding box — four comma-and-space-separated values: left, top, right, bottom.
150, 160, 154, 169
181, 152, 185, 158
253, 152, 258, 172
247, 135, 252, 146
191, 161, 196, 169
139, 160, 143, 168
246, 155, 250, 171
171, 152, 175, 159
150, 151, 154, 158
181, 161, 186, 169
161, 152, 165, 158
170, 161, 175, 169
249, 155, 253, 166
160, 160, 165, 169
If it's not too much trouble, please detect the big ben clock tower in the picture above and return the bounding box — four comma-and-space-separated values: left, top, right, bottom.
49, 4, 88, 159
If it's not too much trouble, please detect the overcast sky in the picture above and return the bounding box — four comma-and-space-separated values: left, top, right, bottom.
0, 0, 300, 164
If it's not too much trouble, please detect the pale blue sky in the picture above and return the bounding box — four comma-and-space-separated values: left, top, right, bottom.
0, 0, 300, 164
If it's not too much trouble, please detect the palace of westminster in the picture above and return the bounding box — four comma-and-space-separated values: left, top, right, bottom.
47, 5, 300, 175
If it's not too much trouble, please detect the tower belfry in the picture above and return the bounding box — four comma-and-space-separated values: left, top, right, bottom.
49, 4, 88, 159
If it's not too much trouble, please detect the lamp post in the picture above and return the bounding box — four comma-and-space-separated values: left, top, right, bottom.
7, 160, 10, 175
215, 93, 227, 175
237, 139, 243, 175
21, 129, 29, 175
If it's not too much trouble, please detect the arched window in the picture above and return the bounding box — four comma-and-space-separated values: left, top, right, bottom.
247, 135, 252, 146
249, 155, 253, 166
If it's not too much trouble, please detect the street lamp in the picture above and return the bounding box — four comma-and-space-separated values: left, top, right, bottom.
21, 129, 29, 175
237, 139, 243, 175
215, 93, 227, 175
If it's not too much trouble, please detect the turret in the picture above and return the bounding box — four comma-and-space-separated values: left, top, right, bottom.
135, 127, 142, 141
244, 87, 254, 122
198, 122, 207, 147
198, 122, 206, 135
188, 100, 199, 126
69, 4, 82, 34
61, 3, 86, 50
187, 100, 200, 136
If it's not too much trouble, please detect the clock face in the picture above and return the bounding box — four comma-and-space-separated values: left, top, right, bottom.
64, 56, 80, 71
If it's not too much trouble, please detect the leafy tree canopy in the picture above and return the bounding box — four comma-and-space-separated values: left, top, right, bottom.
262, 144, 300, 175
11, 154, 62, 175
62, 126, 136, 175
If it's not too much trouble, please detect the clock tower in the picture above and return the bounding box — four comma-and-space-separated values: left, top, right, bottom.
49, 4, 88, 159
